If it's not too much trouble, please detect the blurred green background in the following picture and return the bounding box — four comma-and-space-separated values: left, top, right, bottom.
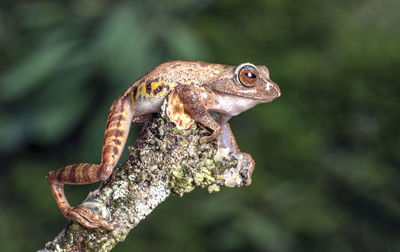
1, 0, 399, 251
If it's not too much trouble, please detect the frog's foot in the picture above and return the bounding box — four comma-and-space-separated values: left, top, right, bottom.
223, 151, 255, 187
66, 202, 114, 230
217, 114, 255, 187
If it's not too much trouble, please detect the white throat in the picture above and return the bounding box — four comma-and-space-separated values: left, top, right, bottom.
211, 95, 261, 116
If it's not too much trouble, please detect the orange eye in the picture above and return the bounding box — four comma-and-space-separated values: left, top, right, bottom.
238, 65, 258, 87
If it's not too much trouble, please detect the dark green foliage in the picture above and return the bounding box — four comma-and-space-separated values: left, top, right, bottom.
0, 0, 399, 251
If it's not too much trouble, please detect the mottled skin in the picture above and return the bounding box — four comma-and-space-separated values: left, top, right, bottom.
47, 60, 281, 230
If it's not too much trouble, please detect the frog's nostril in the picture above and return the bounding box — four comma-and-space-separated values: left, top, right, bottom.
265, 82, 273, 91
266, 81, 281, 97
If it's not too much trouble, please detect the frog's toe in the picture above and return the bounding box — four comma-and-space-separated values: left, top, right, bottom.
239, 152, 255, 185
200, 127, 221, 144
223, 152, 255, 187
67, 205, 114, 231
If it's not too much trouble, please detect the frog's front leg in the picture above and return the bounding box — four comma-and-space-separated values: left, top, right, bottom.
171, 84, 221, 143
218, 114, 255, 187
46, 97, 134, 230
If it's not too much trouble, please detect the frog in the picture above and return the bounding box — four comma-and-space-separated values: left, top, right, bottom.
46, 60, 281, 230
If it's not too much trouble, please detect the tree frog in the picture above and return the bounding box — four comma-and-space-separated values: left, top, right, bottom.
46, 61, 281, 230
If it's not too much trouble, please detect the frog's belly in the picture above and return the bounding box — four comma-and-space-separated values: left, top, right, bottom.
132, 96, 165, 115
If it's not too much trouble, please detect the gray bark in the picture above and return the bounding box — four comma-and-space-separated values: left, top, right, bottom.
39, 113, 253, 251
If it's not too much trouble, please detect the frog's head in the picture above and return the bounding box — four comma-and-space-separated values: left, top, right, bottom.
208, 62, 280, 102
235, 63, 280, 101
205, 62, 281, 116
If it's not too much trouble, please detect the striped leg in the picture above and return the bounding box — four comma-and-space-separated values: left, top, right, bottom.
46, 97, 133, 230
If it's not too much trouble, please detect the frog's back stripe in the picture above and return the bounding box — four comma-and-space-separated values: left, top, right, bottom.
130, 79, 178, 105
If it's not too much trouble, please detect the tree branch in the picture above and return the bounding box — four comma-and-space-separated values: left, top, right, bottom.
40, 113, 254, 251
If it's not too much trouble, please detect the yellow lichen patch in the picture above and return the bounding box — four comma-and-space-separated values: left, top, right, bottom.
166, 91, 194, 130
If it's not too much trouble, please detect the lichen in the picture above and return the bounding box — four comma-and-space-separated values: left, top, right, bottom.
207, 184, 220, 193
41, 113, 249, 252
111, 181, 129, 199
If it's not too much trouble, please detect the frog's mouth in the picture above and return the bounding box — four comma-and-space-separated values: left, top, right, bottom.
215, 86, 281, 103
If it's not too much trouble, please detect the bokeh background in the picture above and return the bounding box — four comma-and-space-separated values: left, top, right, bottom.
1, 0, 399, 251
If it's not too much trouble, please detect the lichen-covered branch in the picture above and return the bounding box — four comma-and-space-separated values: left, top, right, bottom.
40, 114, 253, 252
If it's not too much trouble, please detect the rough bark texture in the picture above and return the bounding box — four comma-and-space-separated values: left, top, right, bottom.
39, 112, 253, 251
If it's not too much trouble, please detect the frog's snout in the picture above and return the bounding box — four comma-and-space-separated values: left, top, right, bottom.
267, 81, 281, 98
274, 82, 281, 97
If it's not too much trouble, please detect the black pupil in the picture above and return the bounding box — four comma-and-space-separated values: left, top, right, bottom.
246, 72, 256, 78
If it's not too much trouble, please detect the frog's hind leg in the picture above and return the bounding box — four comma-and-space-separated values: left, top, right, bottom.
46, 97, 134, 230
46, 163, 115, 229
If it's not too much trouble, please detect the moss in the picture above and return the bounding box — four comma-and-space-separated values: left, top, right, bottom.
84, 229, 114, 251
42, 113, 244, 251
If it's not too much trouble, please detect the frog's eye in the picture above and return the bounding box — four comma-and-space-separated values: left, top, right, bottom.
237, 65, 258, 87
